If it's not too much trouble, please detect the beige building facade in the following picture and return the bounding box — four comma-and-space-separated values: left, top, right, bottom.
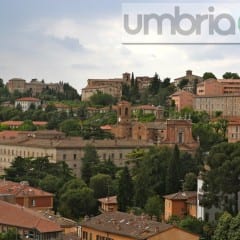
82, 72, 153, 101
7, 78, 64, 96
0, 131, 153, 177
194, 95, 240, 117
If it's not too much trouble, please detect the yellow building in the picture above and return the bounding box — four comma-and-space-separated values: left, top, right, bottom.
81, 211, 199, 240
163, 191, 197, 221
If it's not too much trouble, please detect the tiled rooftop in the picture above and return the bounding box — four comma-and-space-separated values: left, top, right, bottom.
0, 180, 53, 197
0, 200, 62, 233
81, 211, 173, 239
163, 191, 197, 200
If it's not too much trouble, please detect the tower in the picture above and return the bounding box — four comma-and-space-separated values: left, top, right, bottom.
116, 101, 132, 138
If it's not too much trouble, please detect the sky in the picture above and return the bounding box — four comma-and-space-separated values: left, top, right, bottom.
1, 0, 240, 94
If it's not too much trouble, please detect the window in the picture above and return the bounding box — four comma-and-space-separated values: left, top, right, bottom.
119, 153, 122, 159
103, 153, 106, 160
178, 132, 184, 144
73, 154, 77, 160
63, 154, 66, 160
111, 153, 114, 160
82, 231, 88, 240
32, 199, 36, 207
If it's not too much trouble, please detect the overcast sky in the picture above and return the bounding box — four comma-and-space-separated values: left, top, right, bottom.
0, 0, 240, 93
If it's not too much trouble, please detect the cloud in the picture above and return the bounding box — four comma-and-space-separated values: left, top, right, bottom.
50, 36, 86, 52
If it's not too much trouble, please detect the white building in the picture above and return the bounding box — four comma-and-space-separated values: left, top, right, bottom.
15, 97, 41, 111
197, 177, 240, 222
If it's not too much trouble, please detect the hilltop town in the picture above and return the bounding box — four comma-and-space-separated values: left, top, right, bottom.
0, 70, 240, 240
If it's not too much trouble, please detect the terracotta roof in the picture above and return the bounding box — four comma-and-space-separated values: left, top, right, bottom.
0, 180, 54, 198
100, 125, 112, 130
0, 131, 23, 139
170, 90, 195, 97
1, 121, 47, 127
0, 131, 153, 149
98, 196, 117, 204
0, 200, 62, 233
163, 191, 197, 200
1, 121, 23, 126
38, 210, 78, 228
16, 97, 40, 102
81, 211, 173, 239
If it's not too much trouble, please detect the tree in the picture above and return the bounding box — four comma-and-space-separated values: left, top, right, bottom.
183, 172, 197, 191
117, 166, 133, 211
133, 146, 170, 207
59, 187, 96, 220
214, 212, 232, 240
59, 119, 81, 136
179, 216, 204, 235
228, 212, 240, 240
223, 72, 240, 79
89, 91, 117, 106
178, 78, 189, 89
144, 195, 163, 220
149, 73, 161, 95
81, 145, 100, 184
166, 145, 181, 193
89, 174, 112, 199
0, 228, 21, 240
202, 142, 240, 215
18, 120, 37, 131
203, 72, 217, 80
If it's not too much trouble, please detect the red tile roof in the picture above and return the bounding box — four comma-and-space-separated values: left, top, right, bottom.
0, 180, 53, 198
163, 191, 197, 200
0, 200, 62, 233
0, 131, 22, 139
1, 121, 47, 127
100, 125, 112, 130
16, 97, 40, 102
81, 211, 173, 239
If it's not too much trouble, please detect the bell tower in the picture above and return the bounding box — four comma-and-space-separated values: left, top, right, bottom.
117, 101, 131, 125
115, 101, 132, 138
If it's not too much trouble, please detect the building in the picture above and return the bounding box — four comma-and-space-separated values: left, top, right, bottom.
98, 196, 118, 213
109, 101, 199, 152
174, 70, 203, 93
197, 78, 240, 96
82, 86, 122, 102
163, 191, 197, 221
1, 121, 47, 129
0, 200, 62, 240
7, 78, 64, 96
169, 90, 195, 111
197, 174, 240, 223
132, 105, 164, 120
0, 180, 54, 210
38, 210, 78, 235
15, 97, 41, 111
194, 94, 240, 117
196, 78, 222, 96
0, 130, 153, 177
82, 73, 153, 101
80, 211, 199, 240
227, 117, 240, 143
